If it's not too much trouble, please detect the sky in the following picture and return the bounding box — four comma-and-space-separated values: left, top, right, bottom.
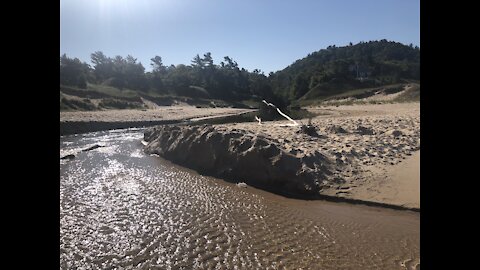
60, 0, 420, 74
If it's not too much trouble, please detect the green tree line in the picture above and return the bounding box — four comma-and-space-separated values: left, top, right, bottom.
60, 51, 277, 103
60, 40, 419, 104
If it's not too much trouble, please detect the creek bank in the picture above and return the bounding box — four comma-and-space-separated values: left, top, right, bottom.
143, 103, 420, 209
60, 109, 256, 136
144, 125, 337, 197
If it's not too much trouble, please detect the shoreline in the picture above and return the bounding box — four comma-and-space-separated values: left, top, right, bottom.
60, 119, 180, 136
61, 103, 420, 210
60, 106, 256, 135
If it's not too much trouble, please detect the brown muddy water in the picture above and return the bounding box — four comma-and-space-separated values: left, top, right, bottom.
60, 128, 419, 269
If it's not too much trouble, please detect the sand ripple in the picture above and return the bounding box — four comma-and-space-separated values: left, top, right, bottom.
60, 129, 419, 269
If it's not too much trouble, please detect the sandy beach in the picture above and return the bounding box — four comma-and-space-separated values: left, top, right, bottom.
141, 102, 420, 210
60, 106, 255, 135
60, 106, 255, 123
62, 102, 420, 209
224, 102, 420, 209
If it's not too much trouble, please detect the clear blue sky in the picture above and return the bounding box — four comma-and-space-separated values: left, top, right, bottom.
60, 0, 420, 74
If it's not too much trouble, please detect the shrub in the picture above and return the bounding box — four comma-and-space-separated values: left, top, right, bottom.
60, 97, 96, 111
98, 98, 142, 109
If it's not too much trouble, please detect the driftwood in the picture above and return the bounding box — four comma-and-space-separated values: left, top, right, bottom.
82, 144, 104, 152
255, 116, 262, 125
60, 154, 76, 160
262, 100, 299, 127
259, 100, 321, 137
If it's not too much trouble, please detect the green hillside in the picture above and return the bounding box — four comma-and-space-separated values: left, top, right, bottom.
60, 40, 419, 111
269, 40, 420, 103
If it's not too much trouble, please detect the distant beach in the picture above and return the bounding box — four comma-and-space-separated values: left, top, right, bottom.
60, 106, 255, 135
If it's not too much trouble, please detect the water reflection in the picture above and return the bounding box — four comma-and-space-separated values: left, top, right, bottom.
60, 128, 419, 269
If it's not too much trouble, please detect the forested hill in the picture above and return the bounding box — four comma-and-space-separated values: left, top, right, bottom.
269, 40, 420, 102
60, 40, 419, 111
60, 52, 279, 107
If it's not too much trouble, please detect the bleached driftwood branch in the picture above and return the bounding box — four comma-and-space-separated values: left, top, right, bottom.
255, 116, 262, 125
262, 100, 299, 127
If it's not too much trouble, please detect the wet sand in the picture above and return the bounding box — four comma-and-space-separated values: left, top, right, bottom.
60, 129, 419, 269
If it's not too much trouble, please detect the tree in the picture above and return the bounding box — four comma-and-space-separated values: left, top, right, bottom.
90, 51, 108, 67
110, 55, 127, 89
191, 54, 204, 69
164, 64, 195, 96
202, 52, 214, 68
150, 56, 166, 92
222, 56, 238, 69
60, 54, 89, 88
150, 56, 166, 74
291, 73, 309, 99
124, 55, 147, 91
90, 51, 113, 82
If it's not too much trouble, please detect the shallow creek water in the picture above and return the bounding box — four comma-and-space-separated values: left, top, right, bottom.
60, 128, 419, 269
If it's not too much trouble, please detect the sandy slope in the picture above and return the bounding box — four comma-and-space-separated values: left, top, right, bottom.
222, 102, 420, 209
348, 151, 420, 208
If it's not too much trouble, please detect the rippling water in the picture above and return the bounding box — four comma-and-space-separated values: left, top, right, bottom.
60, 128, 419, 269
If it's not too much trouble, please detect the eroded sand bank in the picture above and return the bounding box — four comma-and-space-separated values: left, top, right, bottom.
144, 102, 420, 209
